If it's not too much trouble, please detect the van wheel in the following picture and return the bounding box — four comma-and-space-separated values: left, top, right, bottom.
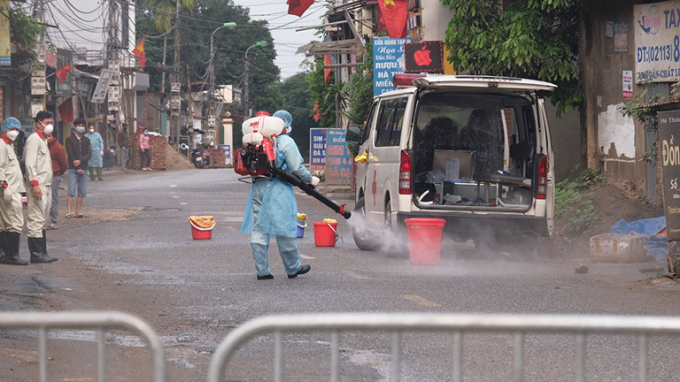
352, 197, 379, 251
383, 199, 409, 259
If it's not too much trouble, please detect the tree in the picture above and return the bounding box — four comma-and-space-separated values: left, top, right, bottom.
442, 0, 582, 114
136, 0, 279, 105
307, 55, 335, 128
281, 73, 315, 160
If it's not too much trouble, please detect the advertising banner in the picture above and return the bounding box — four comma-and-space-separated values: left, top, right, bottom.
325, 129, 352, 186
404, 41, 444, 73
635, 1, 680, 82
658, 110, 680, 240
373, 37, 410, 96
309, 128, 326, 171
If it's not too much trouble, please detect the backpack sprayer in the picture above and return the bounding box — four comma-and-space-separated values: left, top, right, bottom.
234, 115, 351, 219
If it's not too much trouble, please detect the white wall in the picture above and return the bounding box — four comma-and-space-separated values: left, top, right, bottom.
421, 1, 454, 41
597, 103, 636, 159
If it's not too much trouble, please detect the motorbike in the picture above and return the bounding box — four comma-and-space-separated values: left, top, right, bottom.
192, 147, 205, 169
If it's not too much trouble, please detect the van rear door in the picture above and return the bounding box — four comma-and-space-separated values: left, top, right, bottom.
538, 98, 555, 236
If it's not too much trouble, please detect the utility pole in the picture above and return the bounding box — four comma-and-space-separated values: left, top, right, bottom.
161, 34, 167, 93
30, 0, 46, 120
171, 0, 182, 147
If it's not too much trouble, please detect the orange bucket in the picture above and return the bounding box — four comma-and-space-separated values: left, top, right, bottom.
313, 222, 338, 247
188, 216, 215, 240
404, 218, 446, 265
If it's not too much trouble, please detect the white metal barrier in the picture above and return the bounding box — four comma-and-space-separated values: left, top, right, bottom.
206, 313, 680, 382
0, 311, 167, 382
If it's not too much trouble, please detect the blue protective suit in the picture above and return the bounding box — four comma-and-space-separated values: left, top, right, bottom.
240, 134, 312, 276
85, 131, 104, 168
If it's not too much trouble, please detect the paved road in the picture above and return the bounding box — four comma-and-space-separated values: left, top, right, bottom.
2, 168, 680, 382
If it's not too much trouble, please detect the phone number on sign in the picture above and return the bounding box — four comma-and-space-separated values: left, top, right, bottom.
637, 36, 680, 64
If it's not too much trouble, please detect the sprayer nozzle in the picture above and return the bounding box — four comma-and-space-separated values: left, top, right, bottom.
338, 205, 351, 220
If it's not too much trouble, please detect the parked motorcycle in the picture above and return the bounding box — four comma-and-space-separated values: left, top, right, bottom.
192, 147, 205, 169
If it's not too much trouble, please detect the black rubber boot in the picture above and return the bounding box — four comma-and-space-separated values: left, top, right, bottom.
0, 231, 7, 262
29, 232, 57, 264
3, 232, 27, 266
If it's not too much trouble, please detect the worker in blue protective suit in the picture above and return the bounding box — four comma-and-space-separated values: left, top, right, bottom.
240, 110, 320, 280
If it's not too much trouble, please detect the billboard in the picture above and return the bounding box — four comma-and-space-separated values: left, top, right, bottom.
635, 2, 680, 82
309, 128, 326, 171
325, 129, 352, 186
373, 37, 410, 96
404, 41, 444, 73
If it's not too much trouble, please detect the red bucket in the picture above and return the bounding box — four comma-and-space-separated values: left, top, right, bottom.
404, 218, 446, 265
313, 222, 338, 247
190, 220, 213, 240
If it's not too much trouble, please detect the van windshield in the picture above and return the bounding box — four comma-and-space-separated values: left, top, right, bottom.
413, 92, 535, 178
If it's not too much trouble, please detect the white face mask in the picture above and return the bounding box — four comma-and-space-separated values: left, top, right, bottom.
89, 128, 94, 134
5, 130, 18, 141
75, 126, 85, 134
40, 121, 54, 135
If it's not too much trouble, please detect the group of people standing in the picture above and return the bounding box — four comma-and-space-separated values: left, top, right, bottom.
0, 111, 59, 265
0, 112, 130, 266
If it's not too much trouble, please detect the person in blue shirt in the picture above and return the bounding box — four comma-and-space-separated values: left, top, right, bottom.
241, 110, 320, 280
85, 126, 104, 181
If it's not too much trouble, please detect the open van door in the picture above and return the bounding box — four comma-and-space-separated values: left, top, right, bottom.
538, 98, 555, 236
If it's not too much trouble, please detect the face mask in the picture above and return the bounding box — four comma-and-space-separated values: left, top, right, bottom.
144, 132, 148, 136
286, 126, 292, 134
76, 126, 85, 134
89, 128, 95, 134
43, 123, 54, 135
5, 130, 18, 142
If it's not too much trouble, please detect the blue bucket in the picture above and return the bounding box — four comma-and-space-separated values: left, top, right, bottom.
297, 222, 307, 238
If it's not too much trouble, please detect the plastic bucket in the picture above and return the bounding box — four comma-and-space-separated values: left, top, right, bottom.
190, 220, 214, 240
297, 222, 307, 238
404, 218, 446, 265
314, 222, 338, 247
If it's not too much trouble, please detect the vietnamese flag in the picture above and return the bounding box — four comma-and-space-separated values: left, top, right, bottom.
378, 0, 408, 39
55, 63, 71, 84
57, 98, 74, 125
324, 55, 332, 85
132, 36, 147, 68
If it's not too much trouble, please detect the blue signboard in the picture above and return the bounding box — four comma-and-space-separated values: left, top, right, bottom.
309, 128, 326, 171
325, 129, 352, 185
373, 37, 410, 96
218, 144, 231, 164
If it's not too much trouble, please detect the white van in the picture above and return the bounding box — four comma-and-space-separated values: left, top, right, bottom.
349, 74, 556, 255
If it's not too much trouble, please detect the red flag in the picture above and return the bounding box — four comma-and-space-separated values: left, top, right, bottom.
324, 55, 332, 85
378, 0, 408, 39
132, 36, 147, 68
287, 0, 314, 17
57, 98, 74, 125
55, 63, 71, 84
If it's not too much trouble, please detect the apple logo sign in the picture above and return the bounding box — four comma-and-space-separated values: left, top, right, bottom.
414, 46, 432, 66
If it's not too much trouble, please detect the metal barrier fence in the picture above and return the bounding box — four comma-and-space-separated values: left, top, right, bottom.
206, 313, 680, 382
0, 311, 167, 382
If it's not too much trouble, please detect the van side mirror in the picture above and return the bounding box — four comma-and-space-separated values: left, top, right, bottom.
346, 124, 362, 143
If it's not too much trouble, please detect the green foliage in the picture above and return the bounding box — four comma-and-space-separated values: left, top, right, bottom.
346, 42, 374, 126
306, 55, 335, 128
618, 81, 666, 164
280, 73, 316, 160
8, 7, 42, 59
136, 0, 279, 104
555, 167, 604, 235
442, 0, 582, 114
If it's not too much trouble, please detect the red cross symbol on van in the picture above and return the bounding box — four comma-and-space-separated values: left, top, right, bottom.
371, 170, 377, 206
